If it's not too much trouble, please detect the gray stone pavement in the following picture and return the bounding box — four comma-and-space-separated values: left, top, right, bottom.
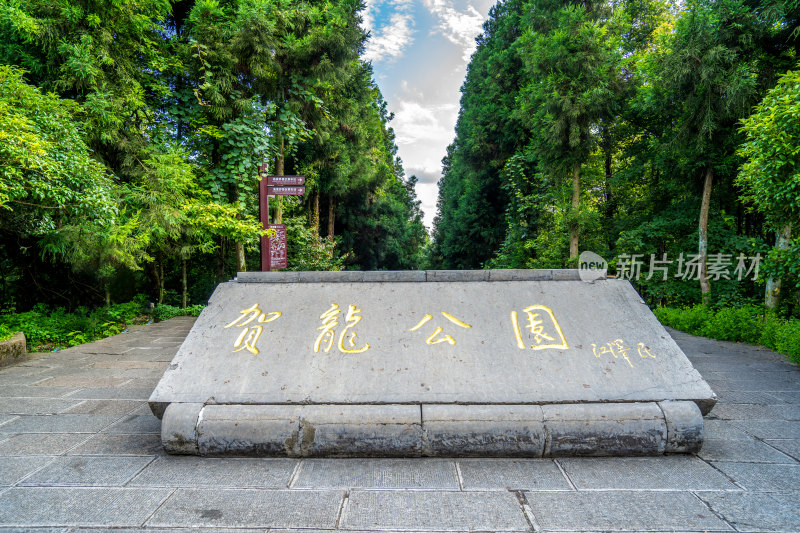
0, 317, 798, 532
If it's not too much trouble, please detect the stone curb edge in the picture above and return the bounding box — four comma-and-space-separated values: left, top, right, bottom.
236, 269, 593, 283
158, 401, 703, 457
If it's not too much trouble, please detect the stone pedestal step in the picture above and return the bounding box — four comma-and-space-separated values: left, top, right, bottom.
161, 401, 704, 457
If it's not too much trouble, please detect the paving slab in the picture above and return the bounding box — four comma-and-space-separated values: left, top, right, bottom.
710, 462, 800, 491
292, 458, 459, 489
34, 377, 131, 388
703, 419, 753, 440
20, 456, 154, 486
711, 403, 800, 420
556, 456, 738, 490
101, 415, 161, 434
67, 434, 164, 456
0, 398, 80, 416
0, 487, 172, 527
0, 415, 122, 434
66, 388, 155, 400
129, 457, 296, 488
698, 492, 800, 532
0, 434, 90, 456
769, 391, 800, 403
457, 458, 571, 490
698, 438, 795, 463
340, 490, 530, 531
60, 400, 144, 415
0, 456, 54, 485
0, 386, 77, 398
764, 439, 800, 461
730, 420, 800, 439
524, 490, 732, 531
714, 391, 785, 404
146, 488, 343, 529
69, 529, 265, 533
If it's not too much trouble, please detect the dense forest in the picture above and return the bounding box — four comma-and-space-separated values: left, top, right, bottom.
0, 0, 427, 311
429, 0, 800, 316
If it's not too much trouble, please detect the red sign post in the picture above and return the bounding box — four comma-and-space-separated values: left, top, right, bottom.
258, 163, 305, 271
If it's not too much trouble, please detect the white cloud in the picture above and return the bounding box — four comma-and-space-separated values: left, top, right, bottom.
422, 0, 485, 61
392, 100, 457, 146
362, 0, 416, 63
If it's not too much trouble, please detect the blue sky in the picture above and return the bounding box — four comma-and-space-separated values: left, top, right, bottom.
360, 0, 497, 229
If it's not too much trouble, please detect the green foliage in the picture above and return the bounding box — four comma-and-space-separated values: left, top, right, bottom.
152, 303, 205, 322
0, 323, 14, 342
0, 0, 426, 313
0, 297, 149, 351
655, 305, 800, 363
0, 65, 117, 233
737, 66, 800, 290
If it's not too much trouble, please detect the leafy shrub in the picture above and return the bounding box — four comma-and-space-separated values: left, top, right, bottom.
0, 323, 14, 342
0, 296, 150, 351
656, 305, 800, 364
152, 304, 205, 322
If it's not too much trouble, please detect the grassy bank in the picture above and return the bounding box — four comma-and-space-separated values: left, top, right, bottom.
655, 305, 800, 364
0, 298, 203, 352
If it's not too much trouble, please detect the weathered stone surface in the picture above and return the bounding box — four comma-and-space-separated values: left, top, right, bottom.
0, 333, 26, 368
161, 403, 201, 454
660, 400, 704, 452
422, 405, 545, 457
542, 403, 667, 456
197, 405, 300, 456
150, 272, 715, 456
298, 405, 422, 457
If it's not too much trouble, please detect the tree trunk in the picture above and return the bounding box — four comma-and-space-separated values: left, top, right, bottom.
569, 163, 580, 260
275, 132, 284, 225
327, 196, 335, 238
151, 260, 162, 305
158, 254, 165, 305
313, 191, 320, 236
105, 286, 111, 308
698, 166, 714, 306
603, 143, 616, 252
765, 223, 792, 310
215, 237, 225, 283
235, 241, 246, 273
181, 257, 187, 308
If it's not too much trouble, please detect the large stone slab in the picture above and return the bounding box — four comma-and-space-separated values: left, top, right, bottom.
149, 270, 715, 456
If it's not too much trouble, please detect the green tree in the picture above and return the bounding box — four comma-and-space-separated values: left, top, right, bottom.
737, 66, 800, 309
655, 0, 762, 305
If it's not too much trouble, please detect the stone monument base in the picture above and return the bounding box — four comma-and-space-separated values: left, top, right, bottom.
150, 270, 715, 457
161, 401, 703, 457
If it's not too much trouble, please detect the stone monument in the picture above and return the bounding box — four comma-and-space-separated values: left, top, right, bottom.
149, 269, 716, 456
